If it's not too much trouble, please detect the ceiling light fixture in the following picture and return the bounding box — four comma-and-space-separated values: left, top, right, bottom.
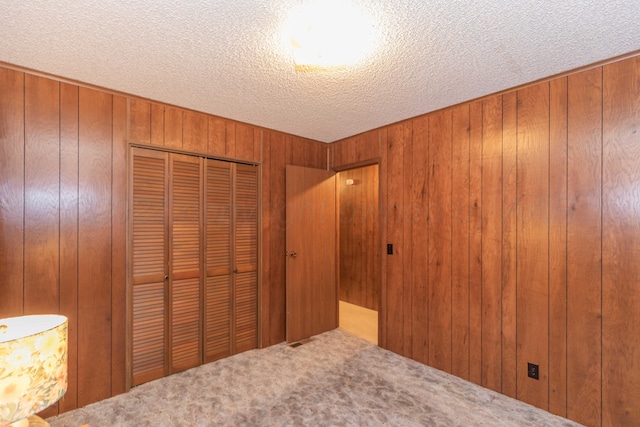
288, 0, 376, 71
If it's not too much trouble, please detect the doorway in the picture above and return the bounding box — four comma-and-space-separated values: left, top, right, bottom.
337, 164, 380, 345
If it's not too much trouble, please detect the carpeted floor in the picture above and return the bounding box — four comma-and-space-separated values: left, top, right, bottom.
48, 329, 582, 426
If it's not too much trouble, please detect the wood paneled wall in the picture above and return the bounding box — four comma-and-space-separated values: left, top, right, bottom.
330, 55, 640, 427
338, 164, 380, 310
0, 66, 326, 414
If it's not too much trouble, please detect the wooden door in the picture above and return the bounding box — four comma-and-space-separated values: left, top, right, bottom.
168, 153, 203, 373
130, 147, 169, 386
285, 165, 337, 343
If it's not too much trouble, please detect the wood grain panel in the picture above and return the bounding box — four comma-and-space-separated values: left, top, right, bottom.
385, 123, 405, 355
235, 123, 255, 161
451, 104, 470, 380
77, 87, 113, 406
428, 110, 452, 373
0, 68, 25, 317
501, 91, 518, 398
183, 111, 208, 153
268, 131, 287, 345
481, 95, 502, 392
164, 107, 183, 149
548, 77, 568, 417
111, 95, 127, 395
227, 122, 236, 158
151, 104, 165, 146
253, 128, 262, 163
128, 99, 151, 144
516, 82, 550, 410
602, 55, 640, 427
468, 101, 483, 385
59, 82, 79, 412
410, 115, 429, 364
208, 117, 226, 157
401, 122, 413, 358
23, 74, 60, 314
261, 135, 272, 346
566, 68, 602, 426
378, 128, 388, 349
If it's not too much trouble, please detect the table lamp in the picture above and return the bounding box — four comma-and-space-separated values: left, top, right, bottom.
0, 315, 68, 427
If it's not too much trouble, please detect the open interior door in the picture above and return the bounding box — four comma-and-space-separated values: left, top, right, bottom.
285, 165, 337, 343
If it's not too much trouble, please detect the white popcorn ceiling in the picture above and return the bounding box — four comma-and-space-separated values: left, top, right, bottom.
1, 1, 639, 143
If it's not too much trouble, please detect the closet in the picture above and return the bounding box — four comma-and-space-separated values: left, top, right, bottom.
130, 147, 258, 386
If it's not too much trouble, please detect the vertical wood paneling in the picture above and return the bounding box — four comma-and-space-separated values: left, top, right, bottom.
428, 110, 452, 373
0, 68, 25, 317
481, 95, 502, 392
235, 123, 255, 161
401, 122, 413, 357
182, 111, 208, 153
23, 74, 60, 314
548, 77, 568, 417
164, 107, 183, 150
379, 128, 388, 349
4, 55, 640, 426
254, 128, 262, 163
111, 95, 127, 395
567, 68, 602, 426
226, 122, 236, 158
151, 103, 165, 147
451, 104, 470, 380
516, 82, 550, 410
386, 123, 405, 355
269, 131, 287, 345
261, 134, 271, 346
501, 91, 518, 398
468, 101, 483, 385
208, 117, 226, 157
128, 99, 151, 144
410, 116, 429, 364
59, 82, 79, 413
77, 87, 113, 406
602, 56, 640, 427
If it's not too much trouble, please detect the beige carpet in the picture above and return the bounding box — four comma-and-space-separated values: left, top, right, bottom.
48, 329, 582, 426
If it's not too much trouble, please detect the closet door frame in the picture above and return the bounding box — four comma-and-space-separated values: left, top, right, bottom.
126, 143, 262, 391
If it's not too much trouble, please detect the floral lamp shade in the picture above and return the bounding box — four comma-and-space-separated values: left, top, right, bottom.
0, 315, 68, 425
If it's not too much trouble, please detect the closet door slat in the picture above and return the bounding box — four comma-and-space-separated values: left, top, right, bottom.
131, 148, 168, 386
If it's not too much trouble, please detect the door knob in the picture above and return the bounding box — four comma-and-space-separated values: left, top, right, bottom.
286, 250, 297, 258
164, 275, 169, 280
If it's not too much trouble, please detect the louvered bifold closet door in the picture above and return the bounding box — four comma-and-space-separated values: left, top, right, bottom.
234, 164, 259, 353
131, 148, 169, 386
204, 160, 233, 362
169, 153, 203, 373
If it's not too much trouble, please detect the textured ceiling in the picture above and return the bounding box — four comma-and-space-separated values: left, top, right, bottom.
1, 1, 639, 142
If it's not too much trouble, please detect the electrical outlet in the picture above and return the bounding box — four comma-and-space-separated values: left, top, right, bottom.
527, 363, 539, 380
